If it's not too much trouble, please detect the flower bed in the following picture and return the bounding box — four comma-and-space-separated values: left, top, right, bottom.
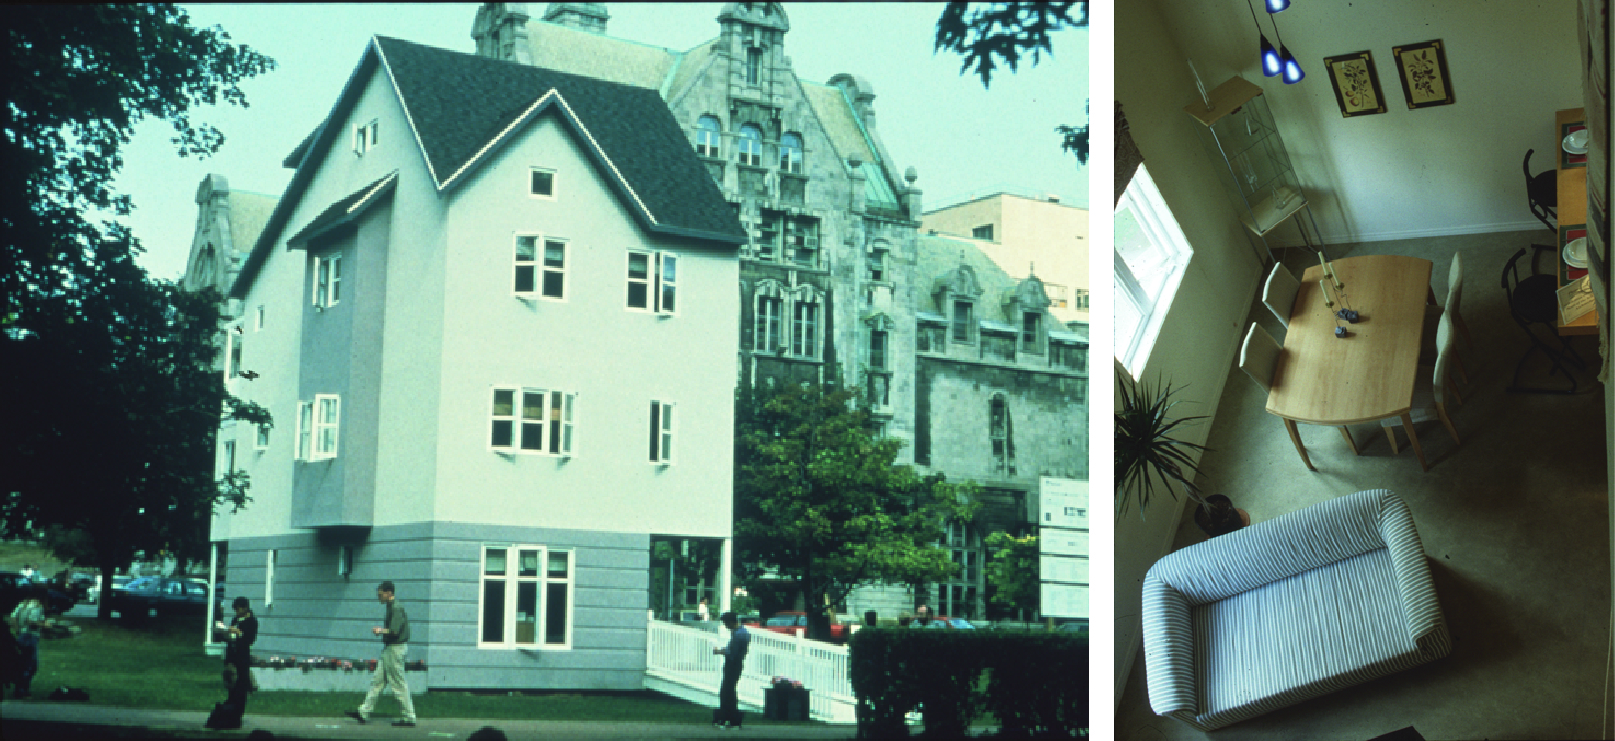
247, 655, 429, 694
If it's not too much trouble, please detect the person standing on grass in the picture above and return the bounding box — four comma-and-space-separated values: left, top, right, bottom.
224, 597, 258, 712
7, 596, 44, 698
711, 611, 750, 730
347, 581, 417, 727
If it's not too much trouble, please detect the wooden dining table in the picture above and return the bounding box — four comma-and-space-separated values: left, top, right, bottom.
1556, 107, 1599, 335
1266, 254, 1436, 472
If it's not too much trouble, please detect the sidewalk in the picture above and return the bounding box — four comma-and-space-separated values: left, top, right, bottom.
0, 700, 861, 740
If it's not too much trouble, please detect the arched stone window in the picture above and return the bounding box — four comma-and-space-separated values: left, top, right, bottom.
753, 280, 785, 353
696, 116, 722, 158
738, 124, 763, 167
746, 47, 763, 86
780, 132, 803, 174
788, 284, 823, 360
989, 394, 1016, 475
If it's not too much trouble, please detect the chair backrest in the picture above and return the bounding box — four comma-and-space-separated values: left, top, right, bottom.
1238, 322, 1281, 393
1262, 263, 1301, 328
1431, 312, 1456, 404
1444, 252, 1463, 319
1524, 149, 1558, 232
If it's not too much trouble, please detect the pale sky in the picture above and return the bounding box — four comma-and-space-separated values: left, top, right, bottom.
108, 2, 1088, 282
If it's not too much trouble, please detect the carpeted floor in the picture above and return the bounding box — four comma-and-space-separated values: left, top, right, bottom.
1115, 229, 1611, 741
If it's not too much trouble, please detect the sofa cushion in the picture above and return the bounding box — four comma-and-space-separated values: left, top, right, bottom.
1195, 547, 1418, 728
1149, 490, 1392, 605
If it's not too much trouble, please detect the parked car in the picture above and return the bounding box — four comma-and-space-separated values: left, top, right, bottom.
936, 616, 976, 630
107, 577, 211, 620
0, 571, 76, 615
86, 575, 134, 605
758, 611, 849, 644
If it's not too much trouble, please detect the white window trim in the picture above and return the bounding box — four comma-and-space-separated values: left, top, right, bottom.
788, 290, 824, 360
650, 400, 674, 465
696, 116, 723, 158
477, 544, 575, 650
656, 253, 677, 316
255, 305, 265, 332
1115, 165, 1192, 378
311, 393, 340, 461
738, 125, 763, 167
628, 251, 677, 315
354, 119, 377, 155
754, 291, 783, 353
255, 422, 270, 451
529, 167, 557, 200
223, 331, 237, 381
489, 386, 576, 457
312, 253, 342, 309
950, 299, 976, 345
265, 549, 276, 607
294, 400, 312, 461
338, 546, 353, 577
513, 235, 568, 301
780, 132, 803, 174
541, 238, 568, 301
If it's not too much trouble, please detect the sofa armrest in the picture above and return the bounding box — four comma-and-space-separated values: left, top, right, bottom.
1141, 573, 1197, 717
1375, 491, 1446, 646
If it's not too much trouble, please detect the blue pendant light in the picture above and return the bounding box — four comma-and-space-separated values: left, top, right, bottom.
1266, 0, 1291, 12
1280, 45, 1305, 83
1260, 36, 1282, 76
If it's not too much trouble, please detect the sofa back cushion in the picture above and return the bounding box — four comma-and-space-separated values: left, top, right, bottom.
1147, 490, 1393, 605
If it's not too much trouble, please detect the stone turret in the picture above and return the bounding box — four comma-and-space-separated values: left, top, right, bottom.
542, 2, 609, 34
472, 3, 533, 63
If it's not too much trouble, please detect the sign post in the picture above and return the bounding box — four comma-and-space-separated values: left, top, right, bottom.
1038, 477, 1089, 622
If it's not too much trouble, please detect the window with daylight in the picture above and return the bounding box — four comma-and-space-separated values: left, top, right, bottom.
222, 440, 236, 479
1020, 312, 1043, 354
989, 395, 1015, 475
1116, 164, 1192, 377
626, 252, 676, 314
312, 394, 341, 460
353, 120, 378, 155
226, 331, 243, 379
515, 236, 569, 299
786, 216, 819, 267
779, 132, 803, 174
791, 298, 820, 359
514, 236, 537, 294
541, 239, 567, 299
738, 125, 763, 167
696, 116, 722, 158
972, 224, 994, 241
869, 329, 888, 370
530, 168, 555, 198
313, 253, 342, 309
746, 47, 762, 86
265, 550, 276, 607
649, 401, 674, 464
255, 423, 270, 451
936, 521, 981, 620
294, 401, 313, 460
951, 300, 974, 344
479, 545, 573, 648
1075, 289, 1090, 311
754, 294, 783, 353
757, 210, 782, 261
490, 387, 575, 456
255, 305, 265, 331
867, 251, 885, 282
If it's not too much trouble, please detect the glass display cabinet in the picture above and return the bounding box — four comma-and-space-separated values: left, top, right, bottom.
1185, 75, 1329, 264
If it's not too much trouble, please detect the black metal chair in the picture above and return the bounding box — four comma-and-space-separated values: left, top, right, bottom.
1524, 149, 1558, 232
1502, 247, 1583, 394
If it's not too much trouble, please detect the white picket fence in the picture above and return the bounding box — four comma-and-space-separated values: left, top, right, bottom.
643, 619, 857, 724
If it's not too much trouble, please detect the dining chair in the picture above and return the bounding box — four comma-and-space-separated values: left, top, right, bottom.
1422, 252, 1472, 383
1262, 262, 1301, 329
1523, 149, 1558, 233
1502, 247, 1583, 394
1241, 322, 1360, 453
1383, 311, 1462, 454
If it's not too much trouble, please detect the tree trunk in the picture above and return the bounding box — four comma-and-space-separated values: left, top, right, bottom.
97, 562, 116, 621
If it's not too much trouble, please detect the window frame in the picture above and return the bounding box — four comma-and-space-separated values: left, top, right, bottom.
649, 400, 675, 465
529, 167, 556, 199
311, 394, 340, 461
265, 549, 276, 608
738, 124, 763, 167
255, 422, 270, 451
353, 119, 377, 155
779, 132, 803, 174
951, 300, 975, 344
656, 253, 677, 316
1115, 164, 1192, 378
746, 47, 762, 86
312, 253, 342, 309
1020, 311, 1044, 355
754, 293, 783, 353
791, 297, 821, 359
626, 251, 651, 311
476, 544, 575, 650
294, 400, 313, 461
972, 224, 995, 241
538, 237, 568, 301
255, 305, 265, 332
786, 215, 819, 268
695, 116, 722, 158
489, 387, 576, 457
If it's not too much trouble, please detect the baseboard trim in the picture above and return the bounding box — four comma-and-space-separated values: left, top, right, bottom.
1265, 221, 1546, 249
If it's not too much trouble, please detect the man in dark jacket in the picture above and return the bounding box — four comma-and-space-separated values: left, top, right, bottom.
711, 611, 751, 730
207, 596, 256, 730
347, 581, 417, 727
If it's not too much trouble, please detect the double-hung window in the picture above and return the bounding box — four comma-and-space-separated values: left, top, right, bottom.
313, 253, 342, 309
791, 299, 820, 358
312, 394, 340, 461
490, 387, 575, 456
754, 295, 782, 353
1115, 164, 1192, 377
515, 236, 567, 299
779, 132, 803, 174
738, 125, 763, 167
649, 401, 674, 464
479, 545, 573, 648
626, 251, 676, 314
1021, 312, 1043, 354
951, 300, 974, 344
255, 423, 271, 451
695, 116, 722, 158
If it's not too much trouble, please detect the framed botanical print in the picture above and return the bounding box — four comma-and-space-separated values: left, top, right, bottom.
1323, 51, 1388, 117
1392, 40, 1455, 109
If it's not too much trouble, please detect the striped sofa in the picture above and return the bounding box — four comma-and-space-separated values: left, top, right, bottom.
1142, 489, 1450, 731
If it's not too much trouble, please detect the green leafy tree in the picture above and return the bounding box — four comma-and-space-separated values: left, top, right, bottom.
1, 5, 274, 616
984, 532, 1039, 619
935, 1, 1089, 165
735, 382, 978, 641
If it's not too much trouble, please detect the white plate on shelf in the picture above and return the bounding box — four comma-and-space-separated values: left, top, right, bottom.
1564, 237, 1588, 269
1563, 129, 1589, 155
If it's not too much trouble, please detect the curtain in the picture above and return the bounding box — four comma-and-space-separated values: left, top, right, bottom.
1579, 0, 1610, 382
1116, 101, 1144, 207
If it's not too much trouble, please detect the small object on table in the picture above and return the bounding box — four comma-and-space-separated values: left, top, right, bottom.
1335, 309, 1360, 323
1334, 326, 1348, 338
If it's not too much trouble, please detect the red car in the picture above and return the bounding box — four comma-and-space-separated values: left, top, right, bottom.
758, 611, 849, 644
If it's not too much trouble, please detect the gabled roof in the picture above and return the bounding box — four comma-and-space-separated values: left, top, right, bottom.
287, 171, 398, 250
233, 35, 744, 299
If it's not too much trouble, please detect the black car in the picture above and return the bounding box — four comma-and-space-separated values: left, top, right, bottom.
107, 577, 211, 620
0, 571, 76, 615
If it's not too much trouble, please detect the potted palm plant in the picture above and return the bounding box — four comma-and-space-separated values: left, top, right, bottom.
1115, 373, 1211, 521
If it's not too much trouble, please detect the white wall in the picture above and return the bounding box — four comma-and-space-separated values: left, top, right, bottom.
1154, 0, 1581, 244
431, 110, 737, 538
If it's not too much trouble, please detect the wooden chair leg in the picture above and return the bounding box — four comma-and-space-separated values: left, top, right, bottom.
1338, 426, 1360, 455
1436, 402, 1461, 445
1402, 412, 1429, 472
1284, 418, 1316, 471
1384, 425, 1400, 454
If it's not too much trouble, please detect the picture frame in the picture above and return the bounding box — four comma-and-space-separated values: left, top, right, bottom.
1323, 51, 1388, 117
1391, 40, 1455, 109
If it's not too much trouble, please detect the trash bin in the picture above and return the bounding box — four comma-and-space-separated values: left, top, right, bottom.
764, 684, 811, 721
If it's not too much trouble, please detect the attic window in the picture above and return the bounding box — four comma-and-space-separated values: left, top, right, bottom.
354, 119, 378, 155
746, 47, 762, 86
530, 168, 555, 198
972, 224, 994, 241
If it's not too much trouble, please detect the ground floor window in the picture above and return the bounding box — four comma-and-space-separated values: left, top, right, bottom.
479, 544, 573, 648
934, 521, 981, 620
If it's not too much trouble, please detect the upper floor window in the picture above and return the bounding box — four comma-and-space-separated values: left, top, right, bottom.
989, 395, 1014, 475
754, 294, 783, 353
313, 253, 342, 309
225, 328, 243, 380
1075, 289, 1090, 311
738, 125, 763, 167
869, 329, 888, 370
353, 119, 378, 155
294, 401, 313, 460
786, 216, 819, 267
255, 305, 265, 332
627, 251, 677, 314
293, 394, 340, 461
649, 400, 674, 464
972, 224, 994, 241
479, 545, 573, 649
1021, 312, 1043, 354
780, 132, 803, 174
490, 387, 575, 456
514, 236, 568, 300
746, 47, 762, 85
255, 423, 270, 451
951, 300, 974, 344
791, 297, 821, 359
867, 251, 885, 282
696, 116, 722, 158
1116, 164, 1192, 377
530, 168, 556, 198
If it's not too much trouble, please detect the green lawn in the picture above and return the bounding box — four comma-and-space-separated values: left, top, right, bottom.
30, 614, 808, 725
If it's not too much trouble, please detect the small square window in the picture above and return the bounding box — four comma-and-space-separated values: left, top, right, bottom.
972, 224, 994, 241
530, 169, 555, 198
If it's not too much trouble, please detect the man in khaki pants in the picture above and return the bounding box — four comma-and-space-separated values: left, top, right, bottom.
346, 581, 417, 727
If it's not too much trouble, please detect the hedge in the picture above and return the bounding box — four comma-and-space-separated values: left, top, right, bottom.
847, 628, 1087, 739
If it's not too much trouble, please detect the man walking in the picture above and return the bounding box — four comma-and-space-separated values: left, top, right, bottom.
346, 581, 417, 727
711, 611, 750, 730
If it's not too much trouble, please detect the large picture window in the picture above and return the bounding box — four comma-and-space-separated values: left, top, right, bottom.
479, 545, 573, 649
1116, 164, 1192, 377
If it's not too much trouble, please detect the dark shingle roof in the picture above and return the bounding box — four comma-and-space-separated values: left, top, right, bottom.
373, 35, 744, 242
286, 171, 398, 249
